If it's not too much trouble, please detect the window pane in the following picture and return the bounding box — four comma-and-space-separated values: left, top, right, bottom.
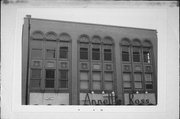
124, 82, 131, 89
46, 70, 55, 78
134, 82, 142, 89
30, 80, 40, 88
146, 83, 153, 89
133, 47, 140, 62
134, 73, 142, 81
123, 73, 131, 81
145, 74, 152, 81
60, 47, 68, 59
104, 72, 113, 81
92, 81, 101, 90
104, 82, 113, 90
31, 69, 41, 79
80, 72, 88, 80
60, 70, 68, 80
143, 48, 151, 63
80, 48, 88, 60
92, 72, 101, 81
80, 81, 89, 89
122, 46, 129, 61
45, 80, 54, 88
59, 80, 68, 88
104, 49, 112, 61
92, 48, 100, 60
46, 49, 56, 59
31, 49, 42, 59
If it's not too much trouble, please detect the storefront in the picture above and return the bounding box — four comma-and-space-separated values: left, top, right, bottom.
22, 15, 157, 105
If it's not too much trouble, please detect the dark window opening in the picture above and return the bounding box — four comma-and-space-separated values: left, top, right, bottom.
122, 46, 129, 61
133, 47, 140, 62
92, 48, 100, 60
146, 83, 153, 89
46, 69, 55, 78
45, 80, 54, 88
104, 49, 112, 61
45, 69, 55, 88
80, 48, 88, 60
60, 47, 68, 59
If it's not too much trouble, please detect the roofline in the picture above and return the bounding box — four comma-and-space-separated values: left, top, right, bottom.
25, 15, 157, 32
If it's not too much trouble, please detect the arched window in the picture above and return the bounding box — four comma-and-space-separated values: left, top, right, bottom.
132, 39, 141, 62
79, 35, 90, 60
91, 35, 101, 60
103, 36, 114, 61
142, 40, 152, 64
45, 32, 57, 59
121, 38, 131, 62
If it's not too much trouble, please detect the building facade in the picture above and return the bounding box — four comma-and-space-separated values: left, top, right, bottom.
22, 15, 157, 105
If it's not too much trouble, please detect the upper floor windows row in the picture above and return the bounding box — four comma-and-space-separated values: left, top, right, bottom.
121, 38, 152, 64
78, 35, 114, 45
31, 31, 71, 42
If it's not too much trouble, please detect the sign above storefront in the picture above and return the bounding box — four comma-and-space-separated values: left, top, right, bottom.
124, 93, 156, 105
80, 93, 121, 105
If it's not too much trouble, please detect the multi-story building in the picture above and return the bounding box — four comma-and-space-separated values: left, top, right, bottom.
22, 15, 157, 105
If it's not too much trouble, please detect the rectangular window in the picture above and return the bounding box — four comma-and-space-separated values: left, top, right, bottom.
145, 73, 153, 90
104, 49, 112, 61
31, 69, 41, 79
46, 49, 56, 59
122, 46, 129, 61
92, 48, 100, 60
80, 72, 89, 90
123, 73, 131, 89
133, 47, 140, 62
104, 72, 113, 90
143, 48, 151, 63
60, 47, 68, 59
145, 83, 153, 89
31, 49, 42, 59
59, 70, 68, 88
45, 69, 55, 88
80, 48, 88, 60
134, 73, 142, 89
30, 69, 41, 88
92, 72, 101, 90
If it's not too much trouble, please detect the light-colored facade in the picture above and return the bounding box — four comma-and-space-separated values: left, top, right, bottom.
22, 15, 157, 105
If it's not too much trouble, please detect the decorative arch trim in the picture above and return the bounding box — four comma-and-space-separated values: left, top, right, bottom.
31, 30, 44, 40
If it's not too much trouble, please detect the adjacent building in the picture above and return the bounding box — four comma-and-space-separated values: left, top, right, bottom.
22, 15, 157, 105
